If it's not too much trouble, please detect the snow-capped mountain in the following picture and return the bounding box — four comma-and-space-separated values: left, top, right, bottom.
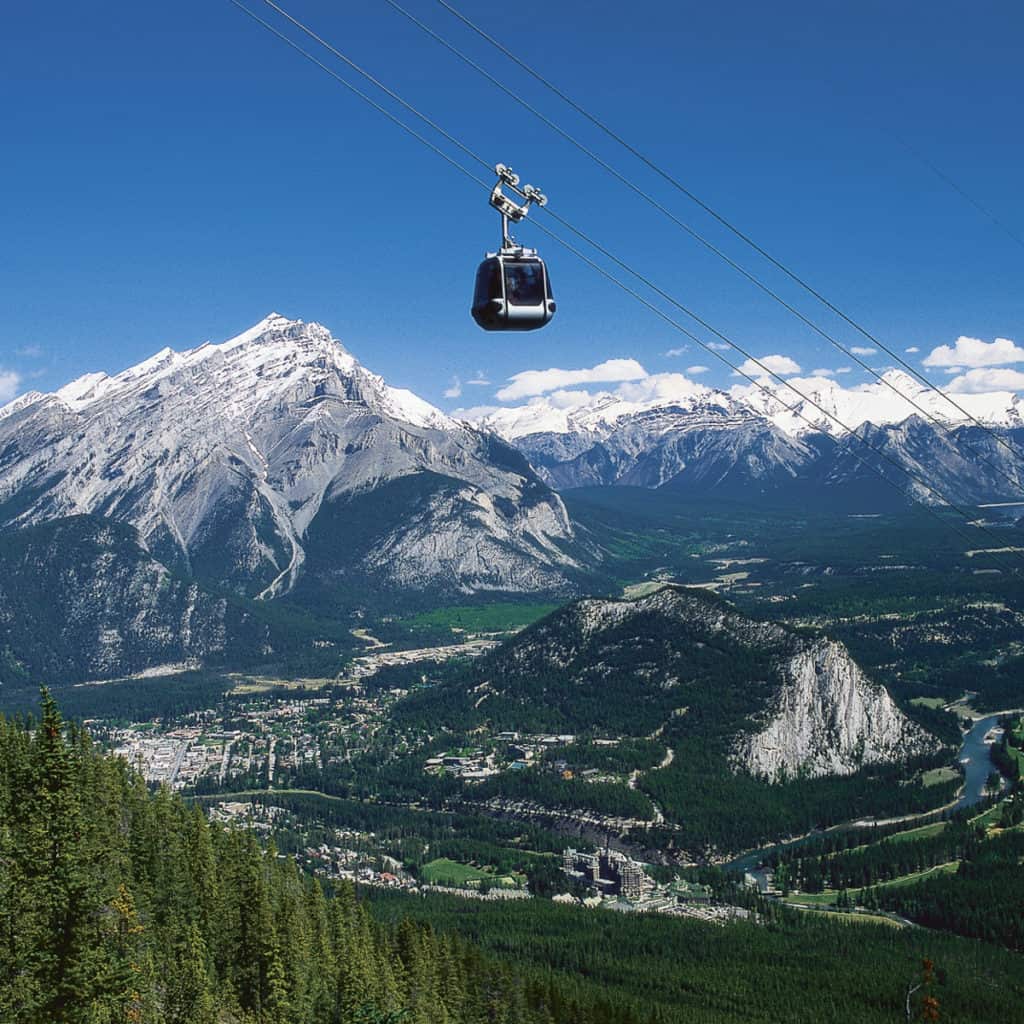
742, 370, 1024, 437
0, 315, 582, 599
468, 372, 1024, 503
475, 375, 722, 441
474, 370, 1024, 441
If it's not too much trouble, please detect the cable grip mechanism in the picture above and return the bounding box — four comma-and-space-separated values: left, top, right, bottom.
490, 163, 547, 249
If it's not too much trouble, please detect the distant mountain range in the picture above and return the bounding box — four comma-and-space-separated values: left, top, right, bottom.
469, 372, 1024, 505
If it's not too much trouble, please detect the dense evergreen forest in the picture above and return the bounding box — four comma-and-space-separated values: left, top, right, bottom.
0, 515, 358, 691
773, 822, 979, 893
764, 794, 1024, 950
874, 828, 1024, 951
204, 789, 579, 872
369, 890, 1024, 1024
0, 669, 236, 722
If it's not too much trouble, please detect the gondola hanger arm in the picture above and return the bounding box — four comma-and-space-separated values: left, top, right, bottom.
489, 163, 546, 248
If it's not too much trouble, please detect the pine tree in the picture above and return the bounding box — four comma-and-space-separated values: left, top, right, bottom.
12, 689, 110, 1022
164, 922, 217, 1024
303, 878, 338, 1020
264, 945, 292, 1024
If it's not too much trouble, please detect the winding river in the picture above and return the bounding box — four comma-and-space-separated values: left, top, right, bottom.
954, 713, 1008, 812
726, 712, 1013, 879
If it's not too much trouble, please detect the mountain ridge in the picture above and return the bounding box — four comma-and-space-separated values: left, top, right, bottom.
468, 378, 1024, 504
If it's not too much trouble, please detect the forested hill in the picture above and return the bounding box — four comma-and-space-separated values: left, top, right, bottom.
388, 586, 949, 852
0, 693, 654, 1024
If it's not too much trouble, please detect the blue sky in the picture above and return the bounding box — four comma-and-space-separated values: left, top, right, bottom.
2, 0, 1022, 410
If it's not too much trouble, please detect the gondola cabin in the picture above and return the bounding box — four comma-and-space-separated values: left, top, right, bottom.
471, 250, 555, 331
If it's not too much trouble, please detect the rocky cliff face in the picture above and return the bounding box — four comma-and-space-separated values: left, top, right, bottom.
734, 638, 934, 780
0, 315, 583, 600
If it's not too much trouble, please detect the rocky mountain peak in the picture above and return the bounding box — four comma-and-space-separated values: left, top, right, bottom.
218, 313, 353, 363
0, 315, 580, 602
878, 368, 929, 396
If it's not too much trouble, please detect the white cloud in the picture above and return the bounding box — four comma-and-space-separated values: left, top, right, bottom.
452, 403, 499, 420
545, 389, 597, 409
732, 354, 801, 379
810, 368, 836, 377
686, 365, 710, 375
923, 336, 1024, 369
448, 371, 490, 398
664, 346, 687, 358
945, 368, 1024, 394
614, 373, 709, 404
943, 367, 963, 375
835, 366, 853, 374
708, 341, 731, 351
0, 369, 22, 404
496, 357, 647, 401
905, 346, 919, 354
459, 390, 595, 418
851, 346, 877, 356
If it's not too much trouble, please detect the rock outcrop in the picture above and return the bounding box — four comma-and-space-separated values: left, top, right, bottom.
734, 638, 935, 779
